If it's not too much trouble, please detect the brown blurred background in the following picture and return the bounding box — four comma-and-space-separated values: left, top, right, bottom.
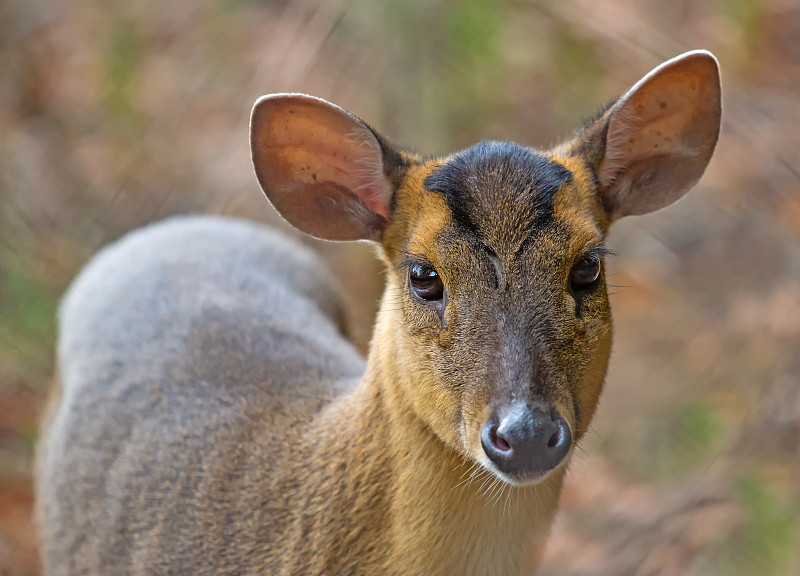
1, 0, 798, 574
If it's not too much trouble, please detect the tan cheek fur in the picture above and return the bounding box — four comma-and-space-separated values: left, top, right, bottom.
377, 160, 470, 454
548, 154, 614, 437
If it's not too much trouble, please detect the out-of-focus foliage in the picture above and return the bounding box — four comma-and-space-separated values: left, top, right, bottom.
1, 0, 798, 574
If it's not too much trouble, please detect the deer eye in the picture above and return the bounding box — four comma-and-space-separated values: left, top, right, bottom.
569, 253, 601, 292
409, 263, 444, 301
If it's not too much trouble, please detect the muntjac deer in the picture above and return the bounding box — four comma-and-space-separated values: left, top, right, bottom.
36, 50, 721, 575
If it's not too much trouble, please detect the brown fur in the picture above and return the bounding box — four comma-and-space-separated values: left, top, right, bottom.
36, 51, 721, 575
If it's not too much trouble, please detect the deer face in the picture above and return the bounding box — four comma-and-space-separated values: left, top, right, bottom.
251, 50, 721, 486
378, 142, 612, 484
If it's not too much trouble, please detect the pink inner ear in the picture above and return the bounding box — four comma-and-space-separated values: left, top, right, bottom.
603, 68, 711, 177
596, 51, 721, 217
255, 96, 392, 221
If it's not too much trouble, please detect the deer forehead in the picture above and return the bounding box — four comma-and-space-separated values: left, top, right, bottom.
388, 142, 606, 275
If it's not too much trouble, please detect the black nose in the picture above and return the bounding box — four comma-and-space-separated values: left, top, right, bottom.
481, 403, 572, 480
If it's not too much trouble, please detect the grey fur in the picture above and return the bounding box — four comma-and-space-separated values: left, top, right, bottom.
36, 216, 363, 575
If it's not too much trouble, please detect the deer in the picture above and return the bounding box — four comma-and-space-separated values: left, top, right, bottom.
35, 50, 721, 576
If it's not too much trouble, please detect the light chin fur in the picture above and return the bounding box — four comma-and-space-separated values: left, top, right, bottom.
476, 451, 573, 488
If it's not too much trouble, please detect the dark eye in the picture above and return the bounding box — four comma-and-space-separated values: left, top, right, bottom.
409, 263, 444, 301
569, 253, 601, 292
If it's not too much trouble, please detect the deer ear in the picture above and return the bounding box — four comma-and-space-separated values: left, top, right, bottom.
576, 50, 721, 220
250, 94, 396, 241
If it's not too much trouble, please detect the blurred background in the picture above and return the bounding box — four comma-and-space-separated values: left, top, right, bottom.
1, 0, 798, 574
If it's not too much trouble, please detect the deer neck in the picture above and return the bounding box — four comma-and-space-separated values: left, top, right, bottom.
353, 293, 565, 576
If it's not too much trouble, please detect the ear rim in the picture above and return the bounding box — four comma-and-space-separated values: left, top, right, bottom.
607, 49, 721, 128
250, 93, 395, 242
591, 50, 722, 221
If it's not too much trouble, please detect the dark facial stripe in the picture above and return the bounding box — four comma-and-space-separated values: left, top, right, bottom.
423, 141, 573, 245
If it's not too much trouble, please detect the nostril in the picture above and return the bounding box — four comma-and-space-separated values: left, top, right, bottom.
549, 418, 571, 453
481, 422, 513, 465
492, 427, 512, 452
